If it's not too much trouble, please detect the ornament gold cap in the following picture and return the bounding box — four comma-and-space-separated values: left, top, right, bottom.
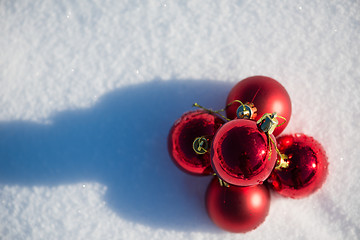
236, 102, 257, 120
275, 154, 290, 170
193, 137, 209, 154
257, 112, 279, 135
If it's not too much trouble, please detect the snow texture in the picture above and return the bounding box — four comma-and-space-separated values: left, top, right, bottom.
1, 0, 360, 239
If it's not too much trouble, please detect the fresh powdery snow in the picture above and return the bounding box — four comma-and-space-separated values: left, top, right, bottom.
1, 0, 359, 239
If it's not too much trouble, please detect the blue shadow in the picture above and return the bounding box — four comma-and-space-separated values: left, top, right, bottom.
0, 79, 233, 231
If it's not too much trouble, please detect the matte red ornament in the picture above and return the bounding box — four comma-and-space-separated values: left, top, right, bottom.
226, 76, 291, 136
211, 119, 277, 186
267, 134, 329, 198
168, 110, 225, 175
206, 177, 270, 233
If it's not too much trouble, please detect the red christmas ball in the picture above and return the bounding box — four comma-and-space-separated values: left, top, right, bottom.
211, 119, 277, 186
206, 177, 270, 233
168, 110, 225, 175
267, 134, 329, 198
226, 76, 291, 136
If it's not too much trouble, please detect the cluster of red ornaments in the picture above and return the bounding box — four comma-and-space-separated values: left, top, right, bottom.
168, 76, 328, 233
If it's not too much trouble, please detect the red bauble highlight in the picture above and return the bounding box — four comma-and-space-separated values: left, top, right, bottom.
267, 134, 329, 198
226, 76, 291, 136
206, 177, 270, 233
168, 110, 225, 175
211, 119, 277, 186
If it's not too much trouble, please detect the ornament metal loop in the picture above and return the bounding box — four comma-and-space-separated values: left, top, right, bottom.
217, 177, 230, 187
213, 173, 230, 187
193, 102, 230, 122
193, 137, 209, 154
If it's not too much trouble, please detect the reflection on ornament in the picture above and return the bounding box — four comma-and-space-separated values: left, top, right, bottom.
211, 118, 277, 186
206, 177, 270, 233
267, 134, 328, 198
168, 110, 224, 175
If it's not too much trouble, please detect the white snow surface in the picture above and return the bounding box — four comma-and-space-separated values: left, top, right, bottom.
1, 0, 360, 239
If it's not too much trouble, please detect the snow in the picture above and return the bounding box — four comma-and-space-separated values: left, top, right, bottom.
1, 0, 359, 239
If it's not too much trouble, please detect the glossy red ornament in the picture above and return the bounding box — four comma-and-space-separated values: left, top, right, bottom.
267, 134, 328, 198
226, 76, 291, 136
206, 177, 270, 233
211, 119, 277, 186
168, 110, 225, 175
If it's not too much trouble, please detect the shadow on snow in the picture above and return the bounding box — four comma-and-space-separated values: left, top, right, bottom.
0, 79, 233, 232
